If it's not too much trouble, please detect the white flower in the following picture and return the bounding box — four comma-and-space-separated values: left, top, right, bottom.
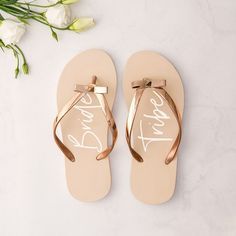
0, 19, 26, 45
45, 4, 72, 28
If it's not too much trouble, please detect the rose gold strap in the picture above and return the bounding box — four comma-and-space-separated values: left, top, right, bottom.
126, 88, 145, 162
53, 76, 118, 162
95, 93, 118, 160
126, 78, 182, 165
53, 91, 86, 162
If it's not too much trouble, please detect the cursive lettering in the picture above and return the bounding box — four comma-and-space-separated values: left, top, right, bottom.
138, 91, 173, 152
67, 94, 103, 153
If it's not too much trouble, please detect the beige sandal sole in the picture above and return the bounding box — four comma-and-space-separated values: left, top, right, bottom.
123, 51, 184, 204
57, 49, 117, 201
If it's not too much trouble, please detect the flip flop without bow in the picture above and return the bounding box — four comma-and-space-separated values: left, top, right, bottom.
53, 49, 117, 201
124, 51, 184, 204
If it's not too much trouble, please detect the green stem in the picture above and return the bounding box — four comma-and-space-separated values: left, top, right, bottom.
6, 44, 18, 55
15, 5, 44, 16
16, 1, 61, 8
0, 5, 32, 18
0, 5, 69, 30
32, 15, 69, 30
6, 45, 20, 78
0, 4, 42, 17
14, 44, 26, 63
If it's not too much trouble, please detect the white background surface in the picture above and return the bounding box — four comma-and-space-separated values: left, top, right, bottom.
0, 0, 236, 235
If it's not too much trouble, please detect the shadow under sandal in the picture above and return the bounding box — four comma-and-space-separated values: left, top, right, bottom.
53, 49, 117, 202
123, 51, 184, 204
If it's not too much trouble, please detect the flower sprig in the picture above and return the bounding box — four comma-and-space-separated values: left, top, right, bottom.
0, 37, 28, 77
0, 0, 94, 78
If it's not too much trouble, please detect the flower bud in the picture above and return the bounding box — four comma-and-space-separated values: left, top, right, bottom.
69, 18, 94, 32
22, 63, 29, 74
61, 0, 79, 5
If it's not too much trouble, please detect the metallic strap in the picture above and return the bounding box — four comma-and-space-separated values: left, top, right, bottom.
53, 76, 118, 162
126, 78, 182, 165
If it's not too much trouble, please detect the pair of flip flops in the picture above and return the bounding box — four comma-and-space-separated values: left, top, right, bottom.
53, 49, 184, 204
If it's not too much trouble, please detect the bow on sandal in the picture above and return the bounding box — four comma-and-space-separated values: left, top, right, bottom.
123, 51, 184, 204
53, 49, 117, 202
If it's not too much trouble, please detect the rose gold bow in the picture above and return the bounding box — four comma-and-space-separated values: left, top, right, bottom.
131, 78, 166, 89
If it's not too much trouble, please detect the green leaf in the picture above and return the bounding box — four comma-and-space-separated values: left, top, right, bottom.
50, 28, 58, 41
0, 13, 4, 21
0, 0, 18, 5
0, 39, 5, 47
0, 42, 5, 51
